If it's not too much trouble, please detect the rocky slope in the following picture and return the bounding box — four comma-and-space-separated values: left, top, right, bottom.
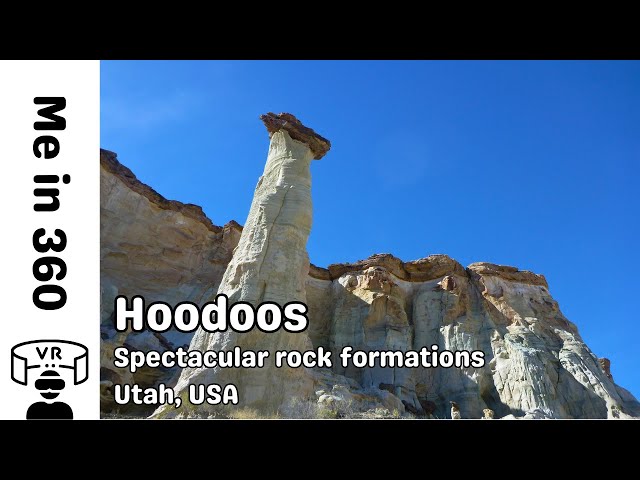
100, 149, 242, 411
100, 148, 640, 419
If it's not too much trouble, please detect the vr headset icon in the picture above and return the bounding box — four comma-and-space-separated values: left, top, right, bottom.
11, 339, 88, 386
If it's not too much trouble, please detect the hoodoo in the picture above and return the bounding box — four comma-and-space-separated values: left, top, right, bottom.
159, 113, 330, 415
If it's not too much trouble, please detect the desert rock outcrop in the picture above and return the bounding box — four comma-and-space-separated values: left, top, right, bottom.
100, 121, 640, 419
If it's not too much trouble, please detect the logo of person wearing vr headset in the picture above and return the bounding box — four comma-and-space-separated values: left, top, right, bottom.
11, 340, 88, 419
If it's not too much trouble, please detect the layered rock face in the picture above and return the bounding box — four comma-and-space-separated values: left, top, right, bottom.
308, 256, 640, 418
100, 149, 242, 413
100, 119, 640, 418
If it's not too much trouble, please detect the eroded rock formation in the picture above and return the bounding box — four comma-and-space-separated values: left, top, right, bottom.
307, 257, 640, 418
100, 117, 640, 419
100, 149, 242, 414
158, 114, 330, 416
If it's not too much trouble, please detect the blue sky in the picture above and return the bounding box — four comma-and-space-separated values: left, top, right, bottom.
101, 60, 640, 398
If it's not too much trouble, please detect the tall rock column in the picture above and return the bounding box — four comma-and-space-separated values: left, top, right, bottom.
168, 113, 330, 415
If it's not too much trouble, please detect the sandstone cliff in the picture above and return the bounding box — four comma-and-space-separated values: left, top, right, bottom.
100, 149, 242, 412
100, 148, 640, 419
